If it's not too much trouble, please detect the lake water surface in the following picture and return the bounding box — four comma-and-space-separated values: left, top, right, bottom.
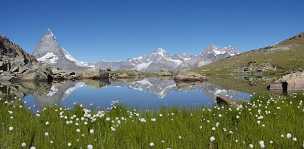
0, 78, 251, 112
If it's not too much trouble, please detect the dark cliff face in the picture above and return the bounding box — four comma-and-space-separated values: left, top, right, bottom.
0, 35, 49, 81
0, 35, 37, 65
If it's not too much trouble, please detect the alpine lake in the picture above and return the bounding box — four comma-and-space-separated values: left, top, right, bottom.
1, 77, 252, 112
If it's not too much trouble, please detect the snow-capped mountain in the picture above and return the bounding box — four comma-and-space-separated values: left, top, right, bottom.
128, 48, 183, 71
33, 29, 238, 72
197, 45, 239, 66
33, 29, 95, 71
97, 46, 239, 72
97, 48, 184, 72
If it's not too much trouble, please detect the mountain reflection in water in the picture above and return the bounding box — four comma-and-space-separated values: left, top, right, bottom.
0, 78, 251, 112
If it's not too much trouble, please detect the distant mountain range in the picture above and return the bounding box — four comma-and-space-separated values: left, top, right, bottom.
33, 29, 239, 72
96, 45, 239, 72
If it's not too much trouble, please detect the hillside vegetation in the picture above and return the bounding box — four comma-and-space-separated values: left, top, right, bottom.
196, 33, 304, 78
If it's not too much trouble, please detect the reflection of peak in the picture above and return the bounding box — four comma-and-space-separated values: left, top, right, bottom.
33, 81, 86, 106
128, 78, 177, 98
63, 82, 86, 98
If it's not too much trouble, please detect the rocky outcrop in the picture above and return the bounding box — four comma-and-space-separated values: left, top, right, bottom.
241, 61, 277, 75
109, 70, 143, 79
268, 71, 304, 91
78, 69, 111, 80
0, 35, 48, 81
174, 72, 207, 82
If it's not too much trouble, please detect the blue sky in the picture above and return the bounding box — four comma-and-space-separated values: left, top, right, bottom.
1, 0, 303, 62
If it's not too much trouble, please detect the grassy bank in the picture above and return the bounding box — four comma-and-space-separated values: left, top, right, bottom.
1, 94, 304, 149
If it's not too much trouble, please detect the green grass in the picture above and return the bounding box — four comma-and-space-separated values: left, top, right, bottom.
195, 34, 304, 78
1, 94, 304, 149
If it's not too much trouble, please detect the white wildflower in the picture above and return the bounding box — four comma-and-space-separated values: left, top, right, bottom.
259, 140, 265, 148
76, 128, 81, 133
87, 144, 93, 149
139, 118, 146, 123
89, 129, 94, 134
111, 127, 116, 132
149, 142, 155, 147
210, 136, 215, 142
249, 144, 254, 148
286, 133, 292, 139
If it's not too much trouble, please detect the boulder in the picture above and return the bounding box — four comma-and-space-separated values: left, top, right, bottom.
20, 69, 49, 81
0, 72, 17, 81
109, 70, 142, 79
216, 96, 243, 108
79, 69, 103, 80
174, 72, 207, 82
268, 71, 304, 91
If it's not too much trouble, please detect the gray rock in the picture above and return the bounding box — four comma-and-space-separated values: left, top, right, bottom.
174, 72, 207, 82
268, 71, 304, 91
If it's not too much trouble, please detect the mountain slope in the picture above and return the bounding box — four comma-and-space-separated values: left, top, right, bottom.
197, 32, 304, 77
33, 29, 94, 72
0, 35, 37, 65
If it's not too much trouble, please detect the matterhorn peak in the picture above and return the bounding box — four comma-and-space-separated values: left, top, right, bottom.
33, 29, 95, 71
43, 28, 56, 40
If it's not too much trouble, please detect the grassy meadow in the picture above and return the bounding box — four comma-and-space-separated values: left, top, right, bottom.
1, 94, 304, 149
196, 40, 304, 78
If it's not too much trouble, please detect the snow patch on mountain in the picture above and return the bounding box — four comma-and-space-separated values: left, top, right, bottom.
62, 48, 95, 68
135, 61, 152, 71
37, 52, 58, 64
